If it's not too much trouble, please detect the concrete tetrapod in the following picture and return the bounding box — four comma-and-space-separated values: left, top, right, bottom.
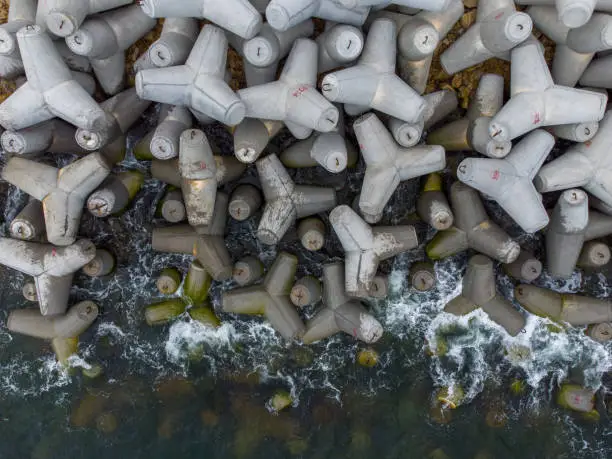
416, 173, 454, 231
256, 154, 337, 245
545, 189, 589, 278
440, 0, 533, 75
64, 4, 156, 95
1, 119, 88, 156
291, 276, 322, 307
410, 262, 437, 291
140, 0, 262, 39
302, 262, 383, 344
0, 238, 96, 316
159, 188, 186, 223
456, 129, 554, 233
151, 193, 233, 281
428, 74, 512, 158
82, 249, 116, 277
316, 22, 364, 73
297, 217, 326, 251
503, 250, 543, 282
233, 256, 265, 286
488, 42, 607, 143
238, 38, 339, 139
515, 284, 612, 325
229, 184, 263, 221
9, 199, 46, 242
580, 53, 612, 88
370, 1, 464, 94
535, 111, 612, 208
388, 89, 458, 148
143, 18, 199, 69
222, 252, 305, 340
577, 241, 611, 270
0, 0, 36, 77
7, 300, 99, 340
179, 129, 218, 227
75, 88, 152, 151
86, 171, 144, 218
445, 255, 526, 336
329, 205, 419, 298
1, 154, 111, 246
150, 157, 245, 189
517, 0, 612, 28
243, 20, 315, 86
321, 19, 426, 124
150, 106, 193, 160
233, 118, 284, 163
265, 0, 369, 32
426, 182, 521, 264
0, 25, 110, 132
526, 6, 599, 86
354, 112, 446, 223
136, 25, 246, 127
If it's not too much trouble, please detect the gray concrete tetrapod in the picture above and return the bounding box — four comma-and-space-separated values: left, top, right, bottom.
76, 88, 152, 151
233, 256, 265, 286
0, 25, 111, 132
302, 262, 384, 344
243, 20, 315, 86
550, 121, 599, 142
515, 284, 612, 325
82, 249, 116, 277
526, 6, 597, 86
265, 0, 368, 32
136, 25, 246, 126
238, 38, 339, 139
388, 89, 458, 148
427, 74, 512, 158
160, 188, 186, 223
545, 189, 589, 278
87, 171, 144, 217
145, 18, 199, 69
321, 19, 426, 124
535, 110, 612, 208
233, 118, 284, 163
0, 238, 96, 316
330, 205, 419, 298
229, 184, 263, 221
586, 322, 612, 343
64, 4, 156, 95
151, 156, 245, 189
23, 281, 38, 302
334, 0, 453, 11
354, 112, 445, 224
444, 255, 526, 336
297, 217, 326, 251
416, 173, 454, 231
10, 199, 46, 242
370, 1, 464, 94
580, 53, 612, 88
488, 42, 607, 143
1, 119, 88, 156
0, 0, 36, 75
39, 0, 132, 37
585, 209, 612, 240
410, 262, 437, 291
151, 193, 233, 281
440, 0, 533, 75
503, 250, 543, 282
516, 0, 612, 28
291, 275, 322, 307
316, 22, 364, 73
222, 252, 306, 340
150, 106, 193, 160
2, 154, 111, 246
140, 0, 262, 39
457, 129, 553, 233
256, 154, 337, 245
577, 240, 611, 270
7, 300, 98, 340
426, 182, 521, 264
179, 129, 217, 227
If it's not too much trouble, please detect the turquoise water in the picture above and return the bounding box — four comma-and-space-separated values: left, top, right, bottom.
0, 121, 610, 459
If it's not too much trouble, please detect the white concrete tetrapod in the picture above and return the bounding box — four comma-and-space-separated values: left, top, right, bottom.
444, 254, 526, 336
233, 118, 284, 163
150, 106, 193, 160
354, 113, 445, 223
457, 129, 554, 233
0, 0, 36, 61
256, 154, 337, 245
146, 18, 199, 69
64, 4, 156, 95
243, 20, 315, 86
329, 205, 418, 298
0, 238, 96, 316
0, 25, 110, 132
321, 18, 426, 123
10, 199, 46, 241
440, 0, 533, 75
265, 0, 369, 32
39, 0, 132, 37
335, 0, 452, 11
580, 53, 612, 87
426, 182, 521, 263
136, 25, 246, 126
535, 110, 612, 208
75, 88, 152, 151
238, 38, 339, 139
222, 252, 306, 340
1, 154, 111, 246
316, 22, 364, 73
140, 0, 262, 39
427, 75, 512, 158
489, 42, 607, 143
1, 119, 88, 156
517, 0, 612, 28
302, 262, 383, 344
86, 171, 144, 217
417, 173, 454, 231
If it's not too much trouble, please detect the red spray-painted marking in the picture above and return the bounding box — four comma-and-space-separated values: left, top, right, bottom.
292, 85, 309, 97
495, 12, 504, 20
51, 248, 57, 257
200, 161, 207, 170
491, 170, 500, 180
533, 113, 541, 125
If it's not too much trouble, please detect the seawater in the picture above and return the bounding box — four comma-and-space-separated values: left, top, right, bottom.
0, 121, 610, 459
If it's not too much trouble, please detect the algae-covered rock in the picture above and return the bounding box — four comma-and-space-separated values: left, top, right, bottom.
556, 384, 596, 414
436, 385, 465, 409
429, 402, 453, 425
509, 379, 527, 396
82, 363, 104, 379
357, 348, 379, 367
268, 390, 293, 413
